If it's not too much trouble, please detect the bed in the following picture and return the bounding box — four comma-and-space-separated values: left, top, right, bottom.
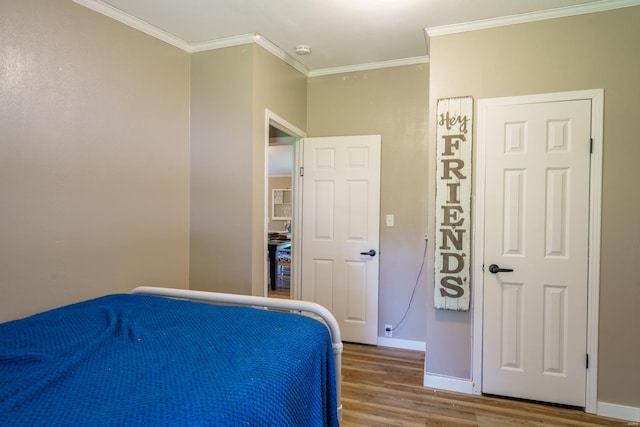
0, 286, 342, 426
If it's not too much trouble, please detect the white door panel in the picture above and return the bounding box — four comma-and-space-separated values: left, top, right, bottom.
301, 135, 380, 344
482, 100, 591, 407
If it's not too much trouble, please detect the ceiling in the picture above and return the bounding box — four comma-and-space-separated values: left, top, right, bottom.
76, 0, 626, 75
76, 0, 630, 176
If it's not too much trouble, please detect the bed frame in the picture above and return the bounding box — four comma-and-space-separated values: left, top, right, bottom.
131, 286, 343, 421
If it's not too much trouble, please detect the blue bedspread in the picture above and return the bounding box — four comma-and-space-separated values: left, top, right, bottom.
0, 294, 338, 426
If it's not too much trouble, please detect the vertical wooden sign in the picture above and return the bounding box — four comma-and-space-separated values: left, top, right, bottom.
434, 97, 473, 311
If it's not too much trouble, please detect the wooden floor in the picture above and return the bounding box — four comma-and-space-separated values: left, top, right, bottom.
267, 286, 290, 299
340, 343, 634, 427
267, 275, 290, 299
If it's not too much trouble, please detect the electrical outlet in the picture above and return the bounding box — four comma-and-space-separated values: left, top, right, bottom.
384, 324, 393, 338
424, 232, 429, 240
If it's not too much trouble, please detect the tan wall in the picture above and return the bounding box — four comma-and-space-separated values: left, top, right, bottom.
190, 44, 306, 296
428, 6, 640, 406
189, 46, 254, 295
5, 0, 637, 410
250, 46, 307, 296
307, 64, 430, 342
0, 0, 191, 322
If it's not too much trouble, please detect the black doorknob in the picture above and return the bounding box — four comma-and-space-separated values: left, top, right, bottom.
488, 264, 514, 274
360, 249, 376, 256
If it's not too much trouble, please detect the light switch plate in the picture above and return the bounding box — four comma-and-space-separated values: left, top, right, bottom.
386, 214, 394, 227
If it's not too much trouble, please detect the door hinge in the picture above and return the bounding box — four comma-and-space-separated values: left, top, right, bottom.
590, 138, 593, 154
299, 166, 304, 177
586, 353, 589, 369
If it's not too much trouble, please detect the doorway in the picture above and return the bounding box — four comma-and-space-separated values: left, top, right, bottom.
267, 128, 294, 298
264, 110, 305, 300
472, 90, 604, 413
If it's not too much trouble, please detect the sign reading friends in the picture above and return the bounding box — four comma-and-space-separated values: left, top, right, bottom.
434, 97, 473, 311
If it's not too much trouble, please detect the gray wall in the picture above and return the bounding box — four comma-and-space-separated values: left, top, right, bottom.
0, 0, 190, 322
427, 6, 640, 407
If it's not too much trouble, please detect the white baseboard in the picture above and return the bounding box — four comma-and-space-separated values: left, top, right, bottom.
376, 336, 426, 351
597, 401, 640, 423
423, 373, 474, 395
420, 375, 640, 422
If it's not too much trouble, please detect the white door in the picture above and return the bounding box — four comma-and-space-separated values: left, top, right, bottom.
301, 135, 380, 344
482, 100, 591, 406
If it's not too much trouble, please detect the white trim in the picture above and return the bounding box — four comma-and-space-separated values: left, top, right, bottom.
308, 56, 430, 77
597, 402, 640, 423
189, 34, 256, 53
72, 1, 311, 75
585, 90, 604, 415
426, 0, 640, 38
72, 0, 191, 51
73, 0, 429, 76
377, 336, 426, 352
473, 89, 604, 413
293, 139, 304, 302
253, 34, 310, 77
74, 0, 639, 77
193, 33, 311, 76
267, 111, 306, 140
424, 374, 474, 395
471, 103, 488, 395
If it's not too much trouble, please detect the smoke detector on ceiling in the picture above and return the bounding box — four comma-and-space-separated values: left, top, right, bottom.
294, 44, 312, 55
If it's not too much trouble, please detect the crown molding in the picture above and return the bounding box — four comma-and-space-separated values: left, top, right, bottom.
253, 34, 310, 76
190, 33, 310, 77
72, 1, 310, 75
75, 0, 635, 78
425, 0, 640, 38
309, 56, 430, 77
72, 0, 191, 51
189, 34, 256, 53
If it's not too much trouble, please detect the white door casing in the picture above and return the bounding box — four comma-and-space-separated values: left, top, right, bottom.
473, 90, 604, 413
301, 135, 381, 345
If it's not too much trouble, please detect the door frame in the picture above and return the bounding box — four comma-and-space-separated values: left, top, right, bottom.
471, 89, 604, 413
264, 109, 306, 300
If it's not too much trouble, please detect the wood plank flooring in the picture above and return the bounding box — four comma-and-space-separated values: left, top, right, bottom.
340, 343, 634, 427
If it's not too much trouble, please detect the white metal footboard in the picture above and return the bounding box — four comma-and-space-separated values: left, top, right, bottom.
130, 286, 343, 422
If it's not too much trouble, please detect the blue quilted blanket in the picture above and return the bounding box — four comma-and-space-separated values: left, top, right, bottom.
0, 294, 338, 426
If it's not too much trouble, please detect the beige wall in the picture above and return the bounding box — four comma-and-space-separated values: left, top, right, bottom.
4, 0, 637, 411
189, 46, 254, 295
250, 46, 307, 295
428, 7, 640, 406
189, 44, 306, 296
307, 64, 430, 342
0, 0, 191, 322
